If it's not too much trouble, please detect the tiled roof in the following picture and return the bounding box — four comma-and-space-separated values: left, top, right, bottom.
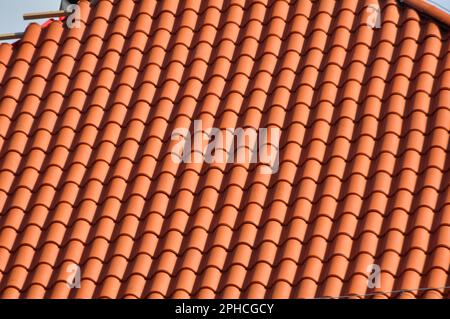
401, 0, 450, 26
0, 0, 449, 299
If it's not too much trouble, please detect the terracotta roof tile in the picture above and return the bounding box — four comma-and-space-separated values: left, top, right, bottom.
401, 0, 450, 26
0, 0, 448, 299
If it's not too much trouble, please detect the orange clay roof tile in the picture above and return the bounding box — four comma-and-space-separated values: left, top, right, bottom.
401, 0, 450, 26
0, 0, 448, 299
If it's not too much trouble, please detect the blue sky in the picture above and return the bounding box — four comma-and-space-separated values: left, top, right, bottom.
0, 0, 60, 42
428, 0, 450, 13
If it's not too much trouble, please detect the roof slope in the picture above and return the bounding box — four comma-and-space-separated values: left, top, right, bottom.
0, 0, 448, 299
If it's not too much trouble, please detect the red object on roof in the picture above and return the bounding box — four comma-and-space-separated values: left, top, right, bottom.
0, 0, 448, 299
